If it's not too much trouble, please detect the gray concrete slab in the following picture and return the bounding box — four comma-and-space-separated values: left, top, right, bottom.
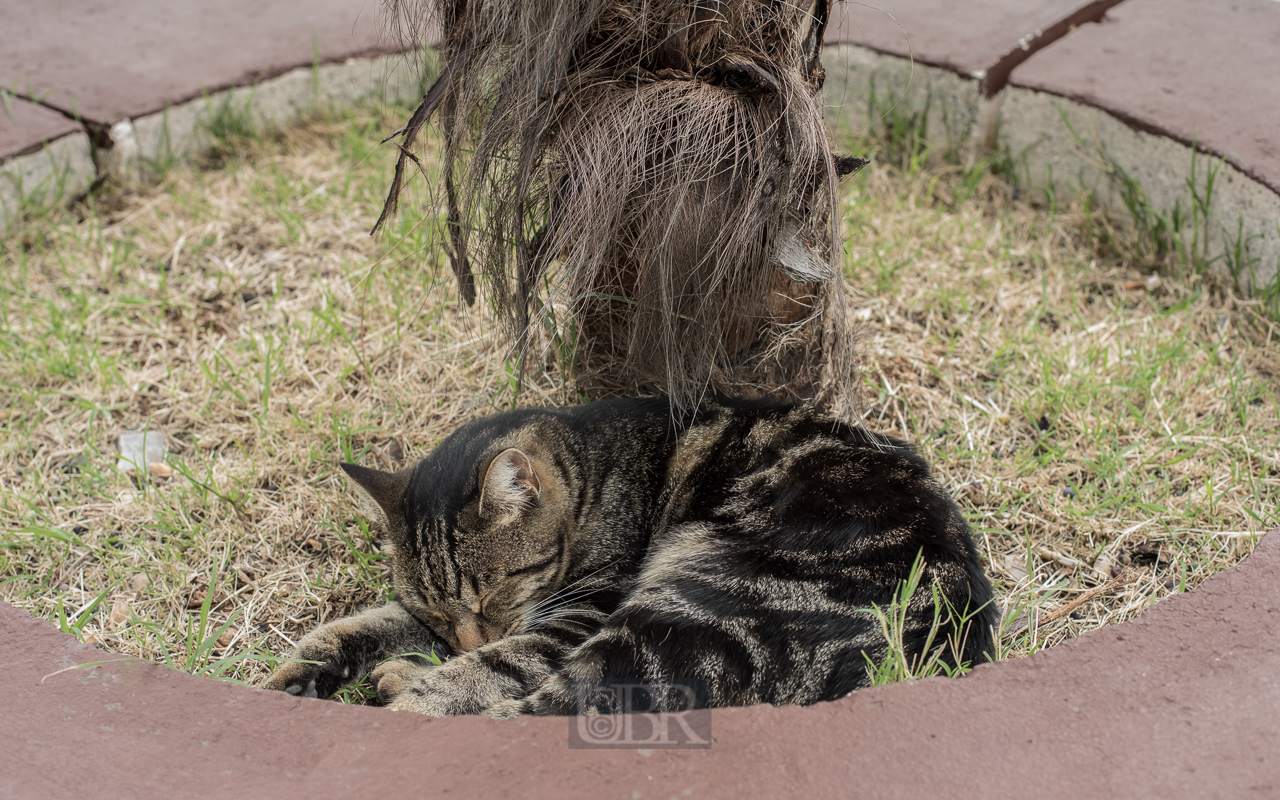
1004, 0, 1280, 295
1009, 0, 1280, 196
0, 0, 403, 125
3, 529, 1276, 799
104, 54, 424, 181
1000, 86, 1280, 296
1, 96, 95, 230
823, 45, 988, 162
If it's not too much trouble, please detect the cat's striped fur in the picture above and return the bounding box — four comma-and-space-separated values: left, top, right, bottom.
265, 397, 997, 716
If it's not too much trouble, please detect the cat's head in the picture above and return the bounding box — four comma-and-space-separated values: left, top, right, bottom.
340, 437, 573, 653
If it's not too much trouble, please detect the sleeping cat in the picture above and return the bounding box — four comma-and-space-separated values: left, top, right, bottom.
264, 397, 997, 716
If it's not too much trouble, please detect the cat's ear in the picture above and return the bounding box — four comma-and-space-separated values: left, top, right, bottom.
480, 448, 540, 516
340, 462, 412, 536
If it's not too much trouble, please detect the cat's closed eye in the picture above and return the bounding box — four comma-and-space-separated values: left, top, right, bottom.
406, 599, 449, 630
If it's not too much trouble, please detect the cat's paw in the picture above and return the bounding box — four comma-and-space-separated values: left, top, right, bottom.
370, 657, 436, 707
262, 629, 361, 698
482, 698, 526, 720
263, 650, 358, 699
373, 658, 504, 716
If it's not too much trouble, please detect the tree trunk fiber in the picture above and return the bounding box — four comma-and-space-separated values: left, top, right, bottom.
377, 0, 864, 411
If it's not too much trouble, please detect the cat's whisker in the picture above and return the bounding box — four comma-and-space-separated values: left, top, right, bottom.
524, 602, 600, 626
534, 619, 593, 634
522, 562, 619, 617
548, 561, 618, 596
519, 593, 604, 624
530, 578, 609, 608
523, 586, 609, 623
525, 609, 602, 633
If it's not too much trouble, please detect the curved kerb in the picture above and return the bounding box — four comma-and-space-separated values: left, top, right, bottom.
4, 527, 1276, 799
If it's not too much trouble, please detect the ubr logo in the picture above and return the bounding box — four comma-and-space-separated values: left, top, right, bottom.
567, 681, 712, 749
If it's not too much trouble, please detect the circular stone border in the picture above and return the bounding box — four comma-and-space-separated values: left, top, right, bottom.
4, 529, 1276, 798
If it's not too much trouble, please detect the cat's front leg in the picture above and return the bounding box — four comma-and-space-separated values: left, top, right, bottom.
371, 626, 582, 716
372, 654, 522, 715
263, 602, 447, 699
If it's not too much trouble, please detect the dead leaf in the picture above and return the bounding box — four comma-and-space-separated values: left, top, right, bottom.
185, 588, 227, 609
1002, 553, 1029, 582
293, 536, 325, 555
959, 481, 986, 505
1038, 547, 1085, 570
110, 597, 131, 626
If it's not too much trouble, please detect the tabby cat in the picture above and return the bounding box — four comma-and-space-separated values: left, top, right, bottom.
264, 397, 997, 716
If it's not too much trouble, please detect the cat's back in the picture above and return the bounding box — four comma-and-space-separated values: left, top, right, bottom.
606, 398, 998, 702
661, 398, 932, 509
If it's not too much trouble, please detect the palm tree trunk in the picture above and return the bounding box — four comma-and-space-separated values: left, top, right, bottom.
378, 0, 864, 411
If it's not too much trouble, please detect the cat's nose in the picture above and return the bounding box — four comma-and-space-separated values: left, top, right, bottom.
453, 612, 505, 651
453, 618, 485, 651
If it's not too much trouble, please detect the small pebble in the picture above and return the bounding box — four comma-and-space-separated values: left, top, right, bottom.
117, 430, 167, 474
130, 573, 150, 593
1061, 486, 1077, 499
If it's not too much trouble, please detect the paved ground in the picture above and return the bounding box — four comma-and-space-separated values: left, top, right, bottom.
4, 0, 1278, 194
4, 530, 1276, 798
1, 0, 396, 129
1006, 0, 1280, 195
824, 0, 1280, 191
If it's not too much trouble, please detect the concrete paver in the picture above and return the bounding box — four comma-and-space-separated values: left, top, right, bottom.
1010, 0, 1280, 194
1, 96, 95, 230
824, 0, 1123, 93
0, 0, 400, 125
3, 530, 1276, 798
0, 94, 83, 161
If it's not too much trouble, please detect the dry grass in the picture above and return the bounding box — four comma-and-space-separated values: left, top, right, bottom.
1, 98, 1276, 696
841, 159, 1278, 659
